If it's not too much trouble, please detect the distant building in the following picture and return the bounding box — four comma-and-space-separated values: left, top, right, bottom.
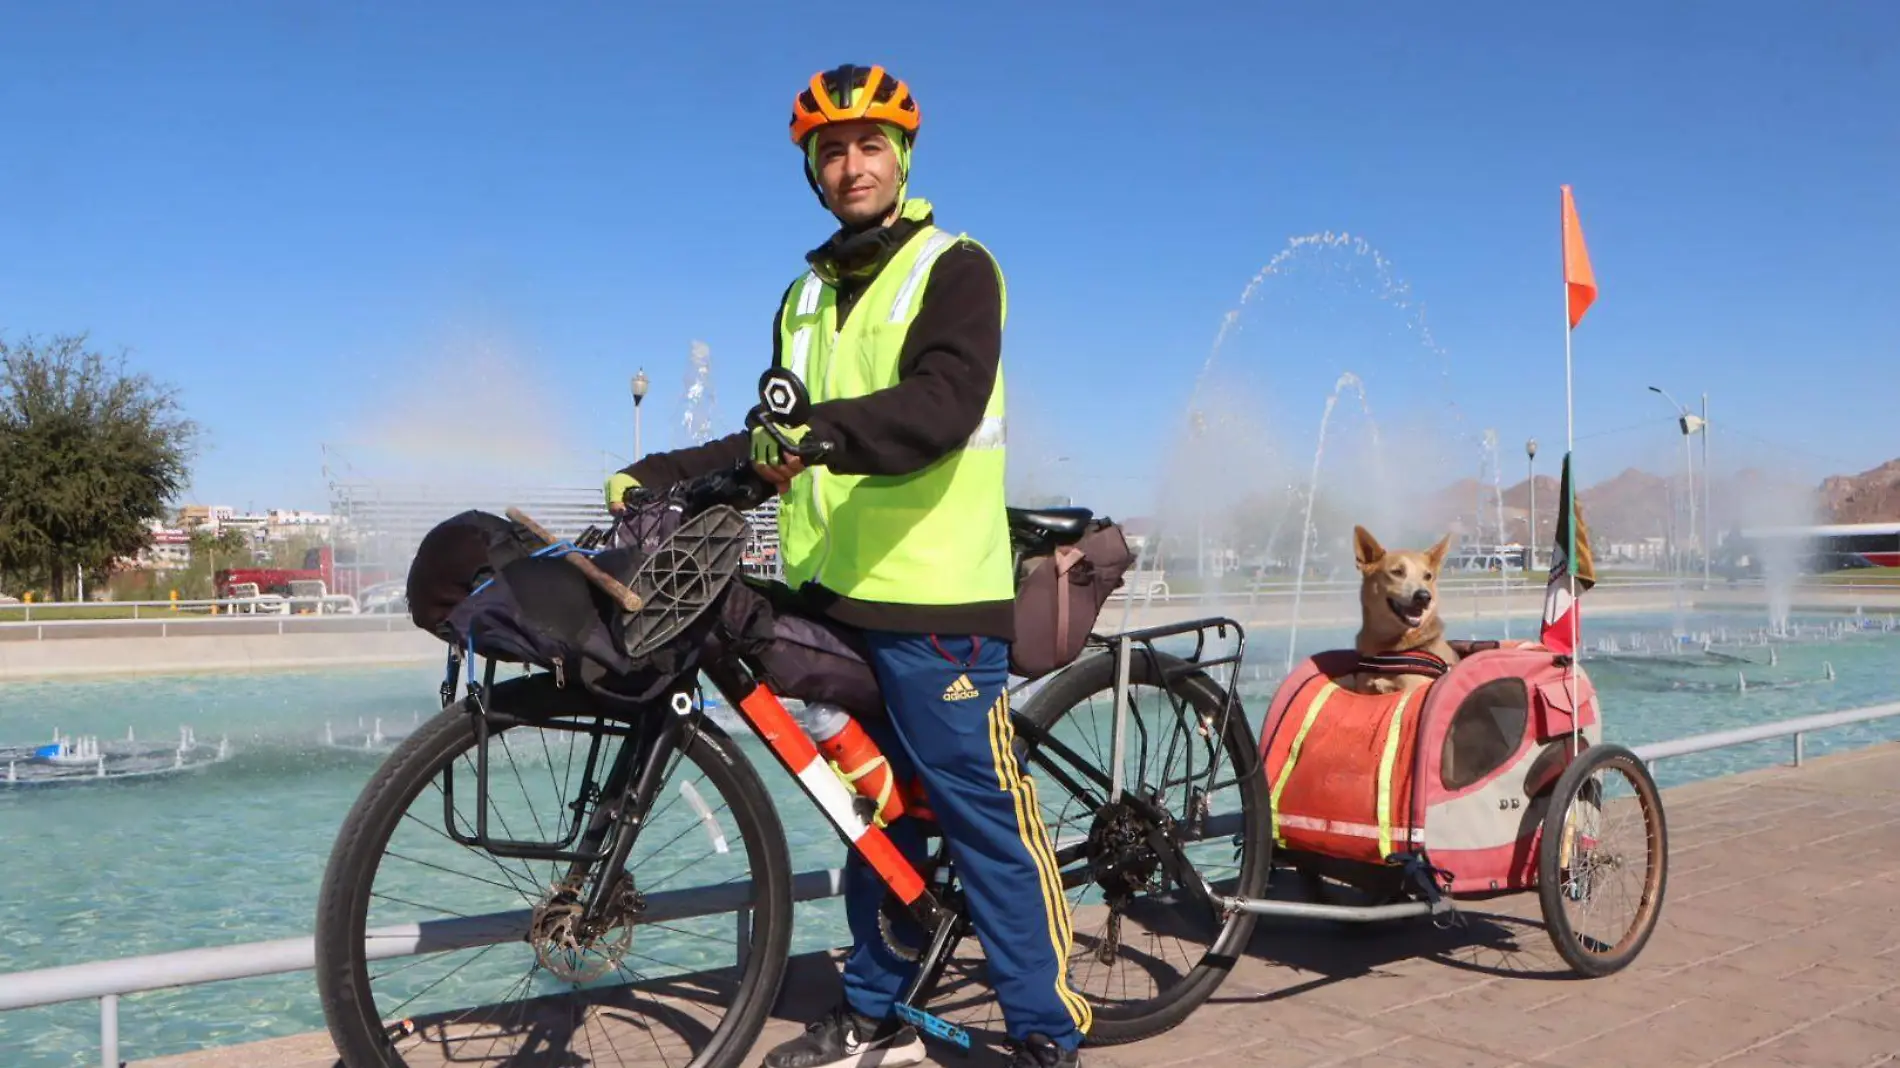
137, 524, 193, 571
743, 496, 782, 580
175, 504, 231, 530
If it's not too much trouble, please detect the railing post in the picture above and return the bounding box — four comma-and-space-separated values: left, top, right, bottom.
101, 992, 119, 1067
1793, 732, 1804, 767
736, 907, 752, 969
1110, 634, 1133, 802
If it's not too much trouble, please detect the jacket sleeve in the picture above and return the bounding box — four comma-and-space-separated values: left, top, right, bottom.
801, 242, 1002, 477
620, 280, 797, 488
620, 432, 748, 488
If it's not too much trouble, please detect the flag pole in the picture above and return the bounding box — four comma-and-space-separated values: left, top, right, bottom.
1561, 186, 1582, 758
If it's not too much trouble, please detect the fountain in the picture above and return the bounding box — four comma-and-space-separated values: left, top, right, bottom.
1285, 371, 1382, 671
1719, 464, 1823, 636
1138, 230, 1472, 677
1479, 429, 1512, 640
677, 340, 717, 448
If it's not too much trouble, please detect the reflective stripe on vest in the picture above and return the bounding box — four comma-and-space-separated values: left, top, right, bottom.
889, 231, 958, 322
788, 273, 824, 382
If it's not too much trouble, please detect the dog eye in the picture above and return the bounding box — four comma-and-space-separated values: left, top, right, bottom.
1425, 571, 1434, 581
1389, 566, 1404, 577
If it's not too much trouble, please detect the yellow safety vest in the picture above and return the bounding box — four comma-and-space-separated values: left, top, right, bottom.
774, 219, 1011, 606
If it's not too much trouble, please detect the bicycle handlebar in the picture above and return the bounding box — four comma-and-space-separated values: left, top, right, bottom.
620, 460, 778, 520
617, 367, 831, 518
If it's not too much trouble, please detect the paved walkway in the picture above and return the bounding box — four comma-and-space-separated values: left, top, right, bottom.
141, 743, 1900, 1068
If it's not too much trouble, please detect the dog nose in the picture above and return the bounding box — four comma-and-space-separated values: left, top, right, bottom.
1411, 589, 1433, 609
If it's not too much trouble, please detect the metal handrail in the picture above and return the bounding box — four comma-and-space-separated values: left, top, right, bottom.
3, 702, 1898, 1067
8, 575, 1892, 619
1631, 700, 1900, 767
0, 594, 366, 623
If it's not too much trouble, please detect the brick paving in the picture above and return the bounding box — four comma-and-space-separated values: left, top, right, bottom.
140, 743, 1900, 1068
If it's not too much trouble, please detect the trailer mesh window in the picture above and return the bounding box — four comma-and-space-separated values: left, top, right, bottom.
1442, 678, 1528, 791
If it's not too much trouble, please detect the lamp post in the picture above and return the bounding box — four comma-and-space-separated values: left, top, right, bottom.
1525, 438, 1538, 573
1648, 386, 1707, 586
631, 370, 650, 459
1700, 392, 1711, 590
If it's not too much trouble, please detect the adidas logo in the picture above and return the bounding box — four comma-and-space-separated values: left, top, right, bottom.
941, 674, 981, 701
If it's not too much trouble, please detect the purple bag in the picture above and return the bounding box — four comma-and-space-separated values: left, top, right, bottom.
711, 580, 885, 718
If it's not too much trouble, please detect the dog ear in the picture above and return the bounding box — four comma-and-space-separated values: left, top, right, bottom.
1353, 525, 1385, 571
1426, 532, 1454, 570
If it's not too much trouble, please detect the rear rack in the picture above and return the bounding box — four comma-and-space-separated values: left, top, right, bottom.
1084, 615, 1253, 832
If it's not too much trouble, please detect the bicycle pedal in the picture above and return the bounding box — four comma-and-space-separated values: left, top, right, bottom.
893, 1003, 970, 1050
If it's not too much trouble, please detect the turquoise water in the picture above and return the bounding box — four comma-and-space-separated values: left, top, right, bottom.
3, 607, 1898, 1066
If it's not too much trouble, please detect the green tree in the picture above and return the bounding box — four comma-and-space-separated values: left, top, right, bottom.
188, 526, 252, 575
265, 529, 328, 569
0, 334, 199, 600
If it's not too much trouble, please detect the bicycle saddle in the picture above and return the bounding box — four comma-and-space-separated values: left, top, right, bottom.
1006, 506, 1094, 544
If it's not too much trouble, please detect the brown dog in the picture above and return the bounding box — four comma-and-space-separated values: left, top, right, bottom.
1343, 525, 1460, 695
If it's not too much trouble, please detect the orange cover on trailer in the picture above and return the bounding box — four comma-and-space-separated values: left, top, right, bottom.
1263, 672, 1428, 865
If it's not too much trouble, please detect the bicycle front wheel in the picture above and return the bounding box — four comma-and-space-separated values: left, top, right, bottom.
1015, 649, 1271, 1045
315, 674, 792, 1068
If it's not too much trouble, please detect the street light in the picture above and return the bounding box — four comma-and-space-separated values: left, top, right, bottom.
1648, 386, 1708, 586
631, 370, 650, 459
1525, 438, 1538, 573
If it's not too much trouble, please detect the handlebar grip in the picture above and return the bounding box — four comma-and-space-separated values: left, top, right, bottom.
505, 507, 644, 613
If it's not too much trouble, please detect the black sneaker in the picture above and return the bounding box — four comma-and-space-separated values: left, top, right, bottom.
1004, 1033, 1080, 1067
762, 1004, 926, 1068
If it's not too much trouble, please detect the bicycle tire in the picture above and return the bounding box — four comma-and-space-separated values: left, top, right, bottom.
1536, 742, 1668, 978
314, 676, 794, 1068
1015, 649, 1271, 1045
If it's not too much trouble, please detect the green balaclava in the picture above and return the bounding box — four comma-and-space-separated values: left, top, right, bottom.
806, 122, 913, 223
803, 121, 931, 285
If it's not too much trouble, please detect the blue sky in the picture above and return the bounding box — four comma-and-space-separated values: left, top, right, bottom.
2, 2, 1894, 517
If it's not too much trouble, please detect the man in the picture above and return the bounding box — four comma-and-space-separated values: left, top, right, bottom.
606, 64, 1087, 1068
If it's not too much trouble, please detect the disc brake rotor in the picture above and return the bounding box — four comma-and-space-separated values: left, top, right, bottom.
530, 879, 640, 984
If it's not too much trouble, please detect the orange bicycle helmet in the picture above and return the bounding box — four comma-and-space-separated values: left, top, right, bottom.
789, 64, 920, 146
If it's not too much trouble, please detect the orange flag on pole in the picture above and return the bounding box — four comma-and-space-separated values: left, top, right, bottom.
1561, 184, 1597, 329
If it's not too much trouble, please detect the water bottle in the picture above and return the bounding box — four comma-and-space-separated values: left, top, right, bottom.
792, 700, 853, 743
796, 702, 908, 826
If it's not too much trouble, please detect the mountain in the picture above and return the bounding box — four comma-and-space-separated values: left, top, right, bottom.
1821, 459, 1900, 524
1419, 458, 1892, 555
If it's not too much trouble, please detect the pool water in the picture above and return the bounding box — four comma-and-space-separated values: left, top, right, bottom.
2, 608, 1897, 1066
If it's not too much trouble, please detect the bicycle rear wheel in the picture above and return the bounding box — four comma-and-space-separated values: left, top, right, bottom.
315, 674, 792, 1068
1014, 649, 1270, 1045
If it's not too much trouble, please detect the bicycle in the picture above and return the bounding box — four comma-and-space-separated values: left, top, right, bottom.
313, 370, 1272, 1067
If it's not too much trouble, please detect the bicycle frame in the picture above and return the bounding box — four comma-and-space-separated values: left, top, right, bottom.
434, 645, 952, 922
